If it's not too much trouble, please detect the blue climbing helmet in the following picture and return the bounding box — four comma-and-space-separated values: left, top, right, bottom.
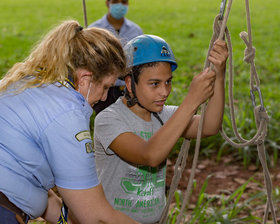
124, 34, 177, 72
123, 35, 177, 126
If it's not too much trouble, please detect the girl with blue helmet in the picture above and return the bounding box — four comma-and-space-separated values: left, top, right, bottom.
94, 34, 228, 223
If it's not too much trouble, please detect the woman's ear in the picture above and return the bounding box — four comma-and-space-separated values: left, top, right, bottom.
76, 69, 92, 87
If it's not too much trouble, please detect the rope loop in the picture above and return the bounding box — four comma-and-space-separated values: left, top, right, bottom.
213, 16, 222, 36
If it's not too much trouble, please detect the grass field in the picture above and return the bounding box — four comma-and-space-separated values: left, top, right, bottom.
1, 0, 280, 161
1, 0, 280, 222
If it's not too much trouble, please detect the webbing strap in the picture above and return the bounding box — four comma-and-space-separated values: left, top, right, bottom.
57, 202, 68, 224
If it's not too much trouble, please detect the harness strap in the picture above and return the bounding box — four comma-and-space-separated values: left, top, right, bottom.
57, 201, 68, 224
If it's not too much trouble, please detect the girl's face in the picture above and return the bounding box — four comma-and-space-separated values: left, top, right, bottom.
76, 68, 117, 107
134, 62, 173, 112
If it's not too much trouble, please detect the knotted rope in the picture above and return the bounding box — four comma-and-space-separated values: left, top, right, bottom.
220, 0, 277, 222
160, 0, 277, 223
160, 1, 233, 222
80, 0, 277, 222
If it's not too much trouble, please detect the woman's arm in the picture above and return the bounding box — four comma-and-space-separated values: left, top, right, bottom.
57, 184, 138, 224
41, 189, 79, 224
40, 189, 61, 223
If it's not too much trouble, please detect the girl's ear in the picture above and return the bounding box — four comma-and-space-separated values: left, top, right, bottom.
124, 76, 132, 93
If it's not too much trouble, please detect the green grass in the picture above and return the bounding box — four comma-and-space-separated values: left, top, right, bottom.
1, 1, 280, 223
167, 176, 268, 223
1, 0, 280, 162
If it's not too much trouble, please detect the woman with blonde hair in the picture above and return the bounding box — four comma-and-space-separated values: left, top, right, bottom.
0, 20, 138, 224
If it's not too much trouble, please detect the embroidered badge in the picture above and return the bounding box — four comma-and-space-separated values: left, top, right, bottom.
85, 142, 94, 153
75, 131, 91, 142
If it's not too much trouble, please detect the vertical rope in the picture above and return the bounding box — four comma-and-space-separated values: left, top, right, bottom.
174, 1, 233, 223
160, 0, 277, 222
159, 139, 191, 223
159, 15, 220, 223
243, 1, 277, 221
221, 0, 277, 222
82, 0, 88, 28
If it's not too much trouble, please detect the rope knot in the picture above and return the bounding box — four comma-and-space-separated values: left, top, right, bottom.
240, 31, 256, 64
254, 106, 269, 124
255, 135, 265, 146
244, 46, 256, 64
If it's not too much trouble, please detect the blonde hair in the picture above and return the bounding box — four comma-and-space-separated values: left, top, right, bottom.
0, 20, 126, 93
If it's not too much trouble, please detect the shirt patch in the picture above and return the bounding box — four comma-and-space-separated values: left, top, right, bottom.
85, 142, 94, 153
75, 131, 91, 142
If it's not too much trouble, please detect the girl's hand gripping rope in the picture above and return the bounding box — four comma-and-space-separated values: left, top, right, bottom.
208, 39, 228, 79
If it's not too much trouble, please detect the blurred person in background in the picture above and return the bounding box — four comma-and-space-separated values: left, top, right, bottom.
89, 0, 143, 114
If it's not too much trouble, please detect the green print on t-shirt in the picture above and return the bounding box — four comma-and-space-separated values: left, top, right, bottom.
114, 128, 166, 218
120, 130, 164, 195
140, 131, 153, 140
120, 166, 165, 195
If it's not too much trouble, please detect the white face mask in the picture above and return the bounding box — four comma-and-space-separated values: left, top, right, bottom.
77, 78, 93, 103
86, 82, 92, 102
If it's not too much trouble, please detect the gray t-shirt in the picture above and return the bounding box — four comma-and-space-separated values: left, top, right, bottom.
94, 98, 177, 223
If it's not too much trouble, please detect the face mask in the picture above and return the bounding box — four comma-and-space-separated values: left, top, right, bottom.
109, 3, 128, 19
77, 79, 93, 103
86, 82, 92, 102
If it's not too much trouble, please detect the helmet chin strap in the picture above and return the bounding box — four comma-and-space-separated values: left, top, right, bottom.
124, 72, 141, 108
125, 73, 164, 126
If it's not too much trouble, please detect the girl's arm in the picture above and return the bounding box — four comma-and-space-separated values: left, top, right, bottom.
182, 39, 228, 139
109, 40, 228, 167
110, 68, 217, 167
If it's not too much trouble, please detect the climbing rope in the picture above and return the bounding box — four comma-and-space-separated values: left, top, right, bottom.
82, 0, 88, 28
80, 0, 277, 223
160, 0, 278, 223
219, 0, 277, 222
160, 0, 233, 222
